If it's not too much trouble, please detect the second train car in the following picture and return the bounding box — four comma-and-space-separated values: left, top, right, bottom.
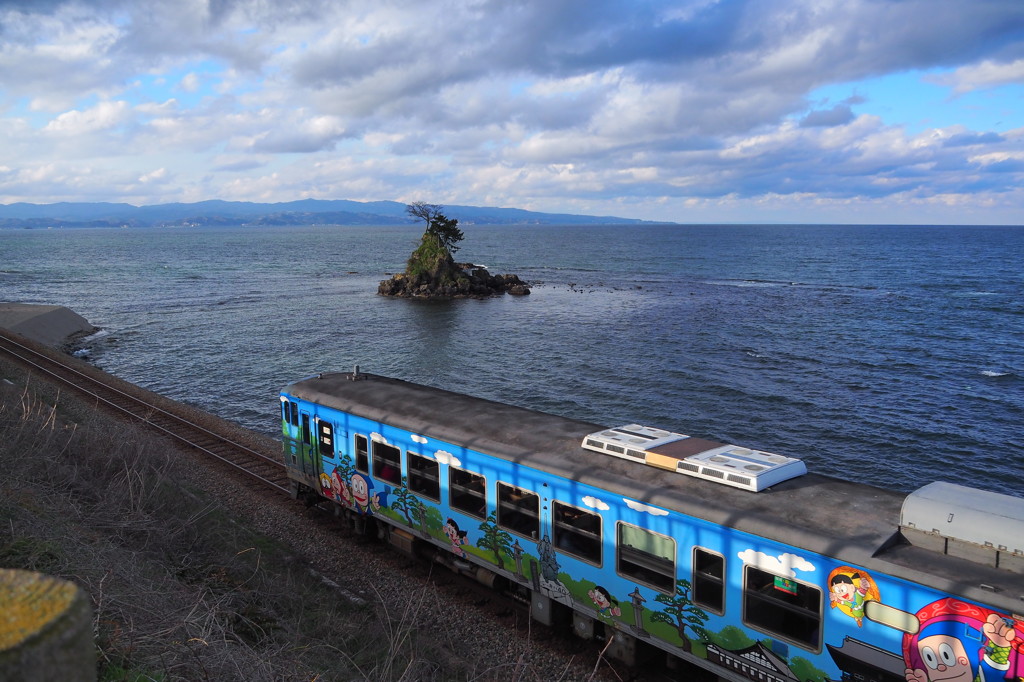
280, 370, 1024, 682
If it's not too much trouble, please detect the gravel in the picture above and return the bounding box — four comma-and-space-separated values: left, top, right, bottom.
3, 333, 628, 681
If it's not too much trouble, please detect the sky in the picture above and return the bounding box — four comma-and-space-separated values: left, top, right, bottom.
0, 0, 1022, 224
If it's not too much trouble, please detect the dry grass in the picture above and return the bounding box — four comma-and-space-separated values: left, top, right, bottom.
0, 365, 436, 681
0, 354, 619, 682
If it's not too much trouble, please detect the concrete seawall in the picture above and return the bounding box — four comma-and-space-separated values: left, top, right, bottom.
0, 303, 96, 348
0, 569, 95, 681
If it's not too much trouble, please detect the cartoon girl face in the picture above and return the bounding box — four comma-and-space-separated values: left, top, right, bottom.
319, 472, 334, 497
915, 634, 972, 682
350, 474, 369, 508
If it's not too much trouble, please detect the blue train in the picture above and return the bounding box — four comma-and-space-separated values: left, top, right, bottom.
280, 370, 1024, 682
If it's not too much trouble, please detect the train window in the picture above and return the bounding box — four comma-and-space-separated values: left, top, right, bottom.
281, 400, 289, 424
742, 566, 821, 651
407, 452, 440, 501
497, 483, 540, 538
450, 468, 486, 519
301, 414, 312, 445
372, 440, 402, 485
318, 421, 335, 458
616, 523, 676, 593
692, 548, 725, 614
290, 401, 299, 427
354, 434, 369, 473
552, 502, 601, 565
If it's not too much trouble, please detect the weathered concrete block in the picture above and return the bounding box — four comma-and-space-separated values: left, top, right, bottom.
0, 569, 95, 682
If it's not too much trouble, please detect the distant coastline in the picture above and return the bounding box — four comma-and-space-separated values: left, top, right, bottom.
0, 198, 659, 229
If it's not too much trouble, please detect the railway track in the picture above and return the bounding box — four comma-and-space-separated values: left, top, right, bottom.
0, 329, 290, 494
1, 328, 677, 681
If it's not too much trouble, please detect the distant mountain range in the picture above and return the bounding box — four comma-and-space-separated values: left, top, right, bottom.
0, 199, 654, 228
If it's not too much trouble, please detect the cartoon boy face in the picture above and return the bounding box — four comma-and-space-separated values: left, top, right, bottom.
832, 580, 855, 603
915, 634, 972, 682
589, 588, 610, 609
350, 474, 369, 508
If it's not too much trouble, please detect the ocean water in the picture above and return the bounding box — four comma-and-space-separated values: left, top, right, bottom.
2, 223, 1021, 499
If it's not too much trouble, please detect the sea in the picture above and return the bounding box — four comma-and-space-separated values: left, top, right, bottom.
2, 223, 1021, 499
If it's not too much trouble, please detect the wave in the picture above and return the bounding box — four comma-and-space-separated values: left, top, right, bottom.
514, 265, 605, 273
79, 328, 112, 343
705, 278, 892, 294
980, 369, 1015, 378
705, 278, 796, 288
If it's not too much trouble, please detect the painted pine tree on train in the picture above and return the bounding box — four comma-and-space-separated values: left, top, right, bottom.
652, 578, 709, 652
477, 511, 514, 570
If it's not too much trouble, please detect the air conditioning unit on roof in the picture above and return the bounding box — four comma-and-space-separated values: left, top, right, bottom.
582, 425, 806, 492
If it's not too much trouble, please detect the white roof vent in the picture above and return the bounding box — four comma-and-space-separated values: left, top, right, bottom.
582, 425, 806, 492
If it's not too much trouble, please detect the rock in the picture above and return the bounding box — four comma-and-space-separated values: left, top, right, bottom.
378, 263, 531, 300
0, 569, 95, 682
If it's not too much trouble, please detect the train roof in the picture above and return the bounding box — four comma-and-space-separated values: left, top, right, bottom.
283, 371, 1024, 613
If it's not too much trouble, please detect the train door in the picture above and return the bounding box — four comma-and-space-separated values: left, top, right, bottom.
317, 420, 335, 465
281, 397, 301, 467
298, 410, 321, 483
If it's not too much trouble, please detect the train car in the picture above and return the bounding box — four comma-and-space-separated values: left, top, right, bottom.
280, 370, 1024, 682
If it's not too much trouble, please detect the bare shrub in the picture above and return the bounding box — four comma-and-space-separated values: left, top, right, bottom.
0, 371, 361, 680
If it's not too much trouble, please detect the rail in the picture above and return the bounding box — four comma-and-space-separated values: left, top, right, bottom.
0, 330, 290, 494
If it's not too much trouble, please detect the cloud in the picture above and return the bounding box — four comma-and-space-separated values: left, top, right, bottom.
179, 73, 201, 93
942, 132, 1004, 147
930, 58, 1024, 94
737, 550, 815, 577
410, 434, 428, 444
433, 450, 460, 467
623, 499, 668, 516
138, 168, 167, 184
582, 496, 609, 511
211, 155, 268, 172
0, 0, 1021, 222
43, 101, 130, 135
246, 114, 348, 153
800, 105, 855, 128
369, 432, 388, 444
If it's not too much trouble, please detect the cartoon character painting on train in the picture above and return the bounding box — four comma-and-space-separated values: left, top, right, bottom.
349, 472, 390, 516
443, 518, 469, 559
321, 459, 356, 505
332, 471, 352, 507
319, 472, 335, 500
589, 585, 621, 620
828, 566, 880, 627
902, 597, 1023, 682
